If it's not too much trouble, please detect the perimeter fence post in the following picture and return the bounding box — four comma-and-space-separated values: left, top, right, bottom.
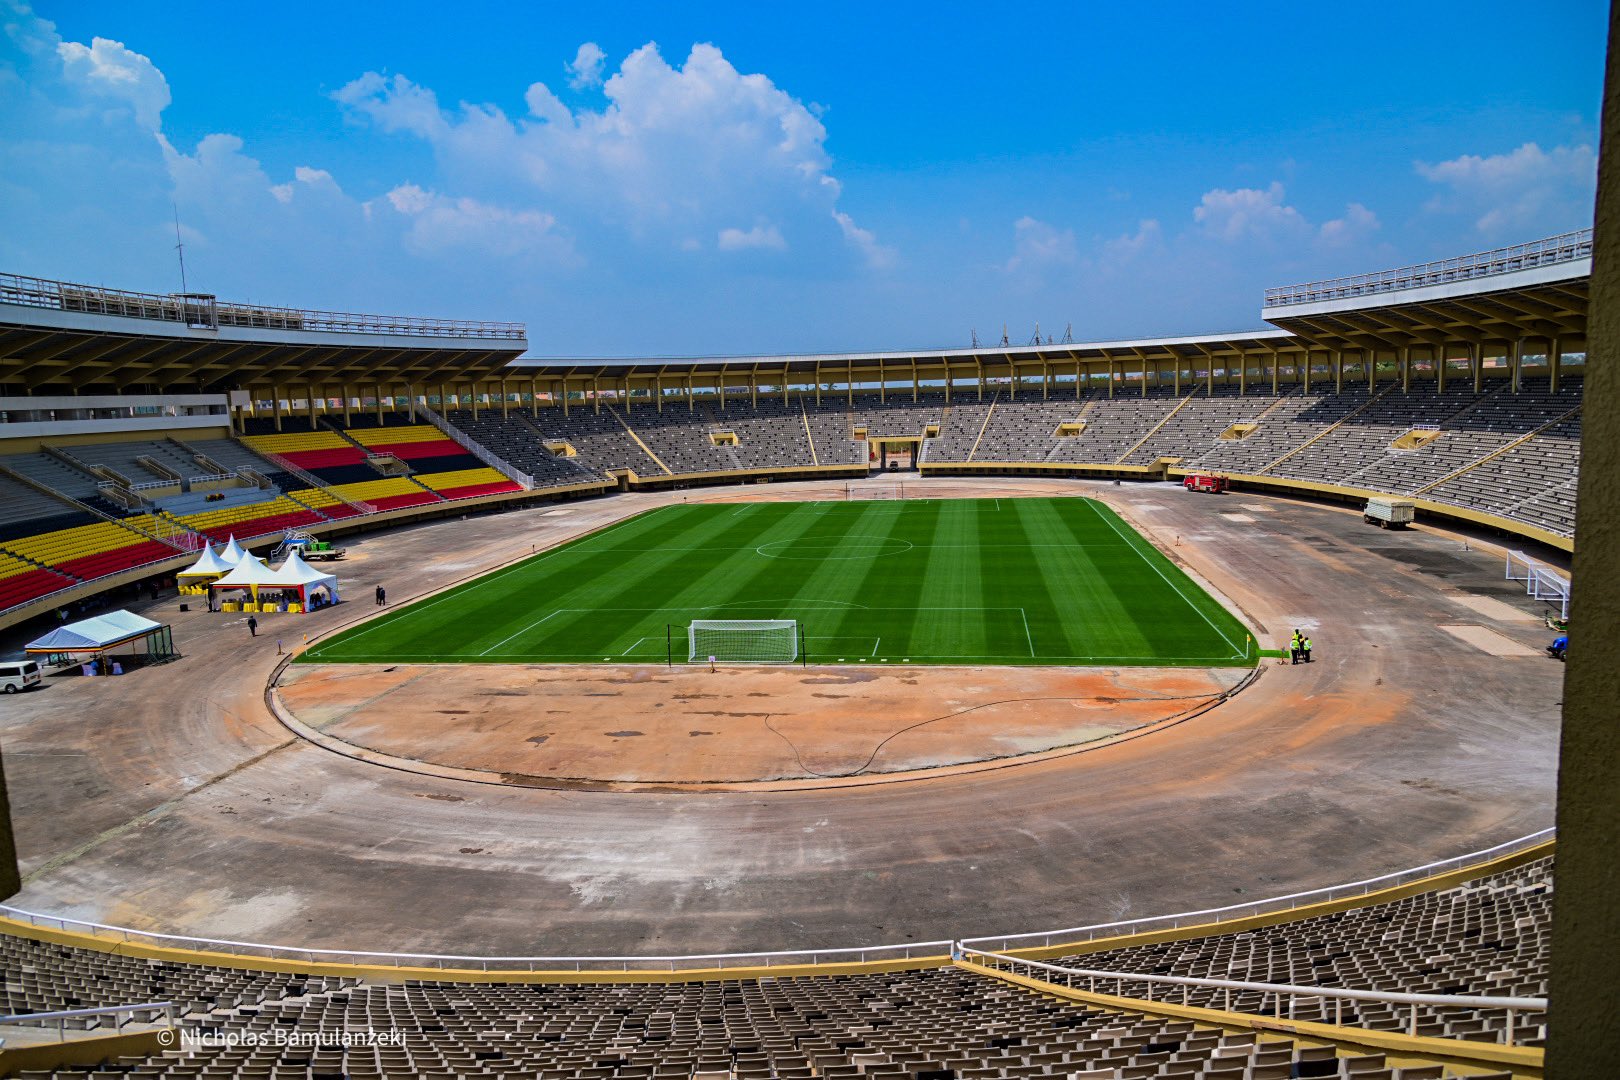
666, 625, 673, 669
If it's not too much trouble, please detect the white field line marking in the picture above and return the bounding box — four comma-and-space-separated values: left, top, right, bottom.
1019, 607, 1035, 657
478, 608, 565, 655
870, 637, 881, 657
619, 636, 647, 656
309, 651, 1247, 663
322, 505, 683, 649
1087, 500, 1246, 659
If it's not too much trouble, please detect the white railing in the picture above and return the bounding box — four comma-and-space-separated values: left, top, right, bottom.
1265, 229, 1593, 308
413, 402, 535, 490
186, 473, 233, 486
0, 270, 525, 340
958, 828, 1553, 952
957, 947, 1547, 1045
0, 830, 1551, 975
0, 1001, 176, 1040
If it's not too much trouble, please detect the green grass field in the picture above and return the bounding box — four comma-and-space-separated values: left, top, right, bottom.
302, 497, 1255, 667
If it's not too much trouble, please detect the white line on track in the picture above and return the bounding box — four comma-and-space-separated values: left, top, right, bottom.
1086, 500, 1246, 659
479, 608, 565, 655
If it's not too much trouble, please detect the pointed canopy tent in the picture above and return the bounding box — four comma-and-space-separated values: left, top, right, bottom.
218, 536, 247, 566
209, 556, 282, 600
176, 543, 236, 581
26, 609, 176, 669
271, 549, 341, 605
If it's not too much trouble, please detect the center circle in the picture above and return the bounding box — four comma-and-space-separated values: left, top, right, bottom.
755, 536, 915, 560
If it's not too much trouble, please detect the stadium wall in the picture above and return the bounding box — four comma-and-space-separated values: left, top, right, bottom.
1547, 6, 1620, 1075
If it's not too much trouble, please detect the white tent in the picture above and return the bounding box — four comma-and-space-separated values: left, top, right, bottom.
270, 549, 341, 605
209, 556, 281, 600
218, 536, 247, 566
27, 610, 165, 653
176, 543, 235, 581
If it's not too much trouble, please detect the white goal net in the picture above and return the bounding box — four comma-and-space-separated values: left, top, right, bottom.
688, 619, 799, 664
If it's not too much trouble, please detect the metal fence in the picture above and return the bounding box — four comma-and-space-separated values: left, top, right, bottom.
0, 829, 1551, 975
957, 947, 1547, 1044
1264, 230, 1592, 308
0, 271, 525, 341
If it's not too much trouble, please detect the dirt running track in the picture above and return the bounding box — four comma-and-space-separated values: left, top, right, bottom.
0, 478, 1562, 957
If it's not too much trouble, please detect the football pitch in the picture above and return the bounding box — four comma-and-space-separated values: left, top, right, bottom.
302, 497, 1256, 667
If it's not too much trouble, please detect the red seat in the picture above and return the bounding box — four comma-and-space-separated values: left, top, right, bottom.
435, 481, 524, 500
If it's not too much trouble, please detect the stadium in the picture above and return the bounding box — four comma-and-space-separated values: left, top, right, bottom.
0, 13, 1616, 1080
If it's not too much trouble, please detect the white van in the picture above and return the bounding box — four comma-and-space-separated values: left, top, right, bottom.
0, 660, 41, 694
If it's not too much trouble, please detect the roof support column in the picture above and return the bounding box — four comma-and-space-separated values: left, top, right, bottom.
1010, 361, 1017, 399
783, 368, 790, 408
912, 361, 919, 402
1204, 352, 1212, 395
1270, 350, 1279, 397
1302, 349, 1311, 393
1511, 339, 1523, 393
593, 377, 600, 414
1173, 357, 1181, 396
306, 384, 317, 428
341, 383, 352, 426
272, 384, 283, 432
1550, 335, 1563, 393
1143, 353, 1150, 398
879, 359, 886, 404
1436, 344, 1446, 394
1106, 352, 1115, 399
562, 379, 570, 418
977, 359, 984, 402
943, 362, 951, 404
655, 375, 663, 414
687, 374, 694, 412
472, 379, 480, 420
1041, 359, 1049, 401
847, 362, 853, 409
750, 372, 758, 409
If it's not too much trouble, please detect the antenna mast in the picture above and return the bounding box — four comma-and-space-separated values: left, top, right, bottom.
172, 204, 189, 295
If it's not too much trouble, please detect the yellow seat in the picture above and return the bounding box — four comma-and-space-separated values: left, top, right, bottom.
222, 601, 239, 612
288, 603, 304, 614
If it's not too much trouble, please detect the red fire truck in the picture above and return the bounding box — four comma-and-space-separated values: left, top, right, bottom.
1183, 473, 1229, 494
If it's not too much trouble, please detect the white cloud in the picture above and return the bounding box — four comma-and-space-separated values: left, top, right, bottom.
566, 42, 607, 90
1416, 142, 1596, 236
55, 34, 170, 131
1004, 215, 1076, 273
385, 183, 570, 260
717, 223, 785, 251
1101, 219, 1163, 263
1318, 202, 1379, 247
1193, 182, 1307, 242
833, 210, 896, 269
333, 42, 887, 266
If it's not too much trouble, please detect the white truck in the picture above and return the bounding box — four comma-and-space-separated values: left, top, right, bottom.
1364, 497, 1416, 529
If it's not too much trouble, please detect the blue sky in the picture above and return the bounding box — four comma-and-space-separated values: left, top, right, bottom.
0, 1, 1606, 357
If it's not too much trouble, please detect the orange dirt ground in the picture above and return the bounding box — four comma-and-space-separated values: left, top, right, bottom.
274, 662, 1245, 790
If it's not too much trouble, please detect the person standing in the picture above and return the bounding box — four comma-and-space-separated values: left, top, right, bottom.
375, 584, 386, 606
247, 614, 258, 638
1303, 635, 1313, 663
1289, 630, 1301, 665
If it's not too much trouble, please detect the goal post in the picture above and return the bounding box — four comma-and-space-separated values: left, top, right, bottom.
688, 619, 799, 665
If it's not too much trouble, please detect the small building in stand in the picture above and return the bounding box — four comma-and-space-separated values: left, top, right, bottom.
25, 610, 177, 676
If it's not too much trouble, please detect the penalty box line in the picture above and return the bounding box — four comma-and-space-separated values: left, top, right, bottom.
478, 606, 1037, 659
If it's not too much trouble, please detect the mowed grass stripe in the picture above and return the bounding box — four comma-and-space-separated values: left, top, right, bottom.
303, 497, 1256, 667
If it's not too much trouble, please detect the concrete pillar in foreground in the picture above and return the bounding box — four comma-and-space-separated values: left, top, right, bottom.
1547, 4, 1620, 1076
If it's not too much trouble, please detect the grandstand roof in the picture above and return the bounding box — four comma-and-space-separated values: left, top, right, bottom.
1263, 230, 1591, 354
0, 272, 528, 394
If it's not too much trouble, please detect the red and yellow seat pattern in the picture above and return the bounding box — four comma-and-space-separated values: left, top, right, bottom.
0, 551, 76, 610
162, 496, 325, 542
2, 516, 182, 582
239, 430, 366, 471
324, 477, 441, 512
415, 467, 522, 500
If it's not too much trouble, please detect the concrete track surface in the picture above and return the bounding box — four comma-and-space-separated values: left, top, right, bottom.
0, 478, 1562, 958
